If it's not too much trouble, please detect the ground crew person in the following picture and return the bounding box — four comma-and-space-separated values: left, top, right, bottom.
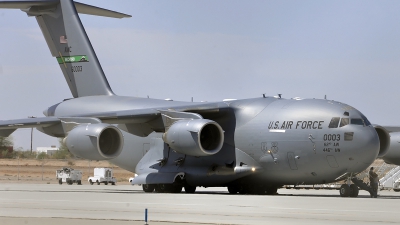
369, 167, 379, 198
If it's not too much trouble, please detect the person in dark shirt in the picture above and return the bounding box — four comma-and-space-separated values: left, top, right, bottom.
369, 167, 379, 198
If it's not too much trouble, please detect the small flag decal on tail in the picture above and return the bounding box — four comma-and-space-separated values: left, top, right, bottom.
56, 55, 89, 64
60, 35, 68, 44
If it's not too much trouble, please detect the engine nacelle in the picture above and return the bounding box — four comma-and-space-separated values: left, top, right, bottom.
163, 119, 224, 156
381, 132, 400, 165
65, 123, 124, 160
374, 125, 390, 158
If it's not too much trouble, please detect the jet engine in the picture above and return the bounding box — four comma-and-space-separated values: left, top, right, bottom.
163, 119, 224, 156
65, 123, 124, 160
381, 132, 400, 165
374, 125, 390, 158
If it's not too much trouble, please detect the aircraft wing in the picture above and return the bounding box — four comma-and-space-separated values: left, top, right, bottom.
373, 125, 400, 165
87, 103, 227, 122
0, 117, 60, 136
0, 103, 229, 137
380, 126, 400, 133
0, 117, 60, 129
0, 108, 160, 137
79, 108, 161, 124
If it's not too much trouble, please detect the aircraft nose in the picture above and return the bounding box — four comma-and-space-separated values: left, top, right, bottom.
347, 127, 380, 171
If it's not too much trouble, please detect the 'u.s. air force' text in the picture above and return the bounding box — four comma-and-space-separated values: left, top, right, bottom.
268, 121, 324, 130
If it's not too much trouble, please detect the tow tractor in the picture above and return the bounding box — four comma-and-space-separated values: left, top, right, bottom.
56, 167, 82, 185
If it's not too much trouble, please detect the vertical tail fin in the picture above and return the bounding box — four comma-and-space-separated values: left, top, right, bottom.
0, 0, 131, 97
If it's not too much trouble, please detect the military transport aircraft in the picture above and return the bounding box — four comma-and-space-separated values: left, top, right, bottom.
0, 0, 398, 197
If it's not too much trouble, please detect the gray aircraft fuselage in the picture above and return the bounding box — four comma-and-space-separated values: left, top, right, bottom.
44, 95, 380, 186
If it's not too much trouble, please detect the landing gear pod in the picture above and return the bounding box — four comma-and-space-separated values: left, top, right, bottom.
163, 119, 224, 156
65, 124, 124, 160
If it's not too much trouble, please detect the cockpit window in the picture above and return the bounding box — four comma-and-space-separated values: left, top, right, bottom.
339, 118, 349, 127
361, 114, 371, 126
351, 118, 365, 126
328, 117, 340, 128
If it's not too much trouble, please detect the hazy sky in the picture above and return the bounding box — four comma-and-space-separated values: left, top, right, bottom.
0, 0, 400, 150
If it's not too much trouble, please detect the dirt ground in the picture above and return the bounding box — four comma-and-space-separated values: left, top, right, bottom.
0, 158, 388, 185
0, 159, 135, 185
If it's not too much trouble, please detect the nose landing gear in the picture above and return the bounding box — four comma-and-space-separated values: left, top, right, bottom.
339, 183, 359, 197
339, 174, 375, 198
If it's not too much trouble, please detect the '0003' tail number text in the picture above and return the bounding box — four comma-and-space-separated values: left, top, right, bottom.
71, 66, 82, 73
323, 134, 340, 141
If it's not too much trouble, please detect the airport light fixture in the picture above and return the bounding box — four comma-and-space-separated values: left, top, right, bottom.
28, 116, 36, 153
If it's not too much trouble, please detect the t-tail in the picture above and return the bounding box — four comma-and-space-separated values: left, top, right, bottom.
0, 0, 131, 97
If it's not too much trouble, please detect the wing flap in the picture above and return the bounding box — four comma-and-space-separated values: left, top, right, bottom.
0, 129, 16, 137
0, 117, 60, 137
0, 117, 60, 129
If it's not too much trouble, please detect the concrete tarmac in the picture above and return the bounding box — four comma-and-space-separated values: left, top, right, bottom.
0, 183, 399, 225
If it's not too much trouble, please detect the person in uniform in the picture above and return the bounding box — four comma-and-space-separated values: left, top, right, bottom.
369, 167, 379, 198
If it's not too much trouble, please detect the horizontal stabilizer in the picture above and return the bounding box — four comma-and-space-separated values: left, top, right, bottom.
75, 2, 131, 18
0, 1, 131, 18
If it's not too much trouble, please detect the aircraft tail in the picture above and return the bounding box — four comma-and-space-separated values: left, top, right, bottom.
0, 0, 131, 98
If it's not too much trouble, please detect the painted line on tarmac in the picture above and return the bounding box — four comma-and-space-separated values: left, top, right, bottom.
269, 207, 397, 214
0, 198, 204, 206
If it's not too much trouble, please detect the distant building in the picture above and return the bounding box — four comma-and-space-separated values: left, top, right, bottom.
36, 145, 59, 156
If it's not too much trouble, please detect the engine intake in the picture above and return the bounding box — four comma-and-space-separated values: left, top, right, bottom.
163, 119, 224, 156
381, 132, 400, 165
374, 125, 390, 158
65, 123, 124, 160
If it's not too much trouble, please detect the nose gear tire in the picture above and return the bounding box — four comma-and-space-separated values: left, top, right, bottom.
340, 184, 350, 197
